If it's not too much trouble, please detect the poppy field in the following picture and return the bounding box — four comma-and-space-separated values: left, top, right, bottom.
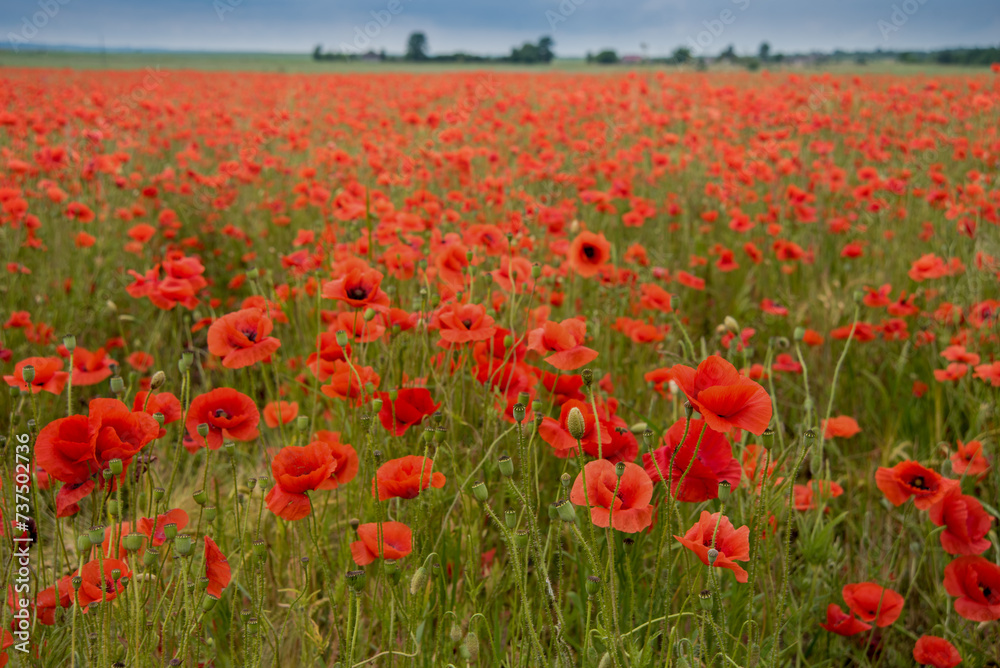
1, 65, 1000, 667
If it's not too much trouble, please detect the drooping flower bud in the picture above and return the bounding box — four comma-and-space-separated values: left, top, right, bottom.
149, 370, 166, 390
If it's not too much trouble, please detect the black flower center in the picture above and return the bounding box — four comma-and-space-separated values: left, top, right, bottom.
461, 319, 473, 329
583, 245, 596, 259
909, 476, 928, 490
347, 286, 369, 300
213, 409, 230, 419
242, 329, 257, 342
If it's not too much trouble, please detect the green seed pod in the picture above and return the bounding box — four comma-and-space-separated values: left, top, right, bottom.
498, 455, 514, 478
586, 575, 601, 596
153, 487, 165, 502
152, 412, 165, 426
253, 538, 267, 563
193, 489, 208, 506
163, 523, 178, 540
707, 548, 719, 565
363, 307, 376, 321
295, 415, 309, 432
371, 398, 383, 414
335, 330, 349, 347
202, 595, 219, 612
196, 423, 210, 438
109, 458, 124, 475
471, 481, 488, 502
555, 499, 577, 523
110, 376, 125, 394
21, 365, 35, 384
88, 526, 105, 545
107, 500, 120, 517
175, 534, 194, 556
514, 529, 529, 549
560, 472, 571, 488
63, 334, 77, 352
111, 568, 122, 582
143, 548, 159, 568
512, 403, 526, 423
718, 480, 731, 501
124, 533, 145, 553
409, 566, 429, 595
384, 559, 401, 584
614, 462, 626, 478
504, 509, 517, 530
699, 589, 712, 610
204, 506, 217, 522
71, 576, 83, 591
346, 569, 366, 593
76, 534, 92, 552
531, 263, 541, 279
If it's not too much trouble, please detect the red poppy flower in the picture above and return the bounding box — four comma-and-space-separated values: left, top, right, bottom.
570, 460, 654, 533
912, 636, 961, 668
372, 455, 446, 501
88, 398, 160, 475
974, 361, 1000, 386
207, 307, 282, 369
950, 439, 990, 477
943, 556, 1000, 621
75, 557, 132, 610
350, 521, 413, 566
842, 582, 904, 627
263, 400, 299, 428
35, 575, 74, 625
3, 356, 68, 394
567, 230, 611, 278
822, 416, 861, 439
527, 318, 599, 371
132, 391, 182, 438
875, 460, 958, 510
305, 332, 352, 381
929, 489, 993, 556
642, 418, 741, 502
818, 604, 872, 636
436, 302, 497, 344
186, 388, 261, 450
55, 480, 96, 518
127, 351, 155, 373
674, 511, 751, 583
204, 536, 232, 598
311, 430, 359, 488
265, 442, 337, 520
377, 388, 440, 435
322, 265, 390, 312
66, 347, 117, 386
668, 355, 772, 435
319, 360, 380, 406
538, 399, 611, 459
35, 415, 94, 485
137, 508, 190, 547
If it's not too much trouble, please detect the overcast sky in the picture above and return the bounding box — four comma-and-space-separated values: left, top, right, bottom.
3, 0, 998, 56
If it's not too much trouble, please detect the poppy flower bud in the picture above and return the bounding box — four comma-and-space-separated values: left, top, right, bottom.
471, 481, 488, 502
554, 498, 577, 523
512, 403, 526, 423
670, 295, 681, 310
793, 327, 805, 341
684, 401, 694, 418
531, 263, 541, 279
560, 472, 571, 488
196, 423, 210, 438
177, 359, 188, 374
566, 407, 587, 440
21, 365, 35, 384
581, 368, 594, 387
371, 398, 383, 414
247, 268, 260, 279
699, 589, 713, 610
450, 623, 464, 642
204, 506, 217, 522
295, 415, 309, 432
409, 566, 429, 595
363, 307, 376, 322
193, 489, 208, 506
498, 455, 514, 477
586, 575, 601, 596
333, 331, 350, 349
202, 595, 219, 612
503, 334, 514, 349
852, 290, 864, 304
615, 462, 626, 478
707, 548, 719, 565
149, 370, 166, 390
718, 480, 731, 501
175, 534, 194, 556
723, 316, 739, 333
598, 653, 612, 668
346, 569, 366, 593
77, 534, 92, 552
364, 381, 375, 396
504, 509, 517, 529
349, 518, 360, 532
88, 525, 105, 545
152, 412, 165, 427
384, 559, 401, 583
463, 631, 480, 661
182, 351, 194, 368
124, 533, 144, 552
163, 523, 178, 540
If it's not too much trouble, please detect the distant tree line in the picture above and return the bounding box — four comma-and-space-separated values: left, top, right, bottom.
313, 36, 999, 69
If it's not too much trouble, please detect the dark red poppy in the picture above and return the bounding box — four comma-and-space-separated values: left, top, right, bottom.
642, 418, 741, 502
204, 536, 231, 598
265, 442, 337, 521
668, 355, 772, 435
819, 604, 872, 636
377, 388, 440, 435
89, 398, 160, 472
319, 360, 380, 406
570, 460, 654, 533
436, 302, 497, 344
322, 265, 390, 312
35, 575, 74, 625
35, 415, 94, 484
567, 230, 611, 278
75, 557, 131, 610
875, 460, 958, 510
311, 431, 359, 489
185, 388, 261, 450
943, 556, 1000, 621
305, 332, 352, 381
929, 489, 993, 555
372, 455, 446, 501
675, 511, 751, 583
842, 582, 904, 627
207, 307, 281, 369
912, 635, 962, 668
350, 521, 413, 565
